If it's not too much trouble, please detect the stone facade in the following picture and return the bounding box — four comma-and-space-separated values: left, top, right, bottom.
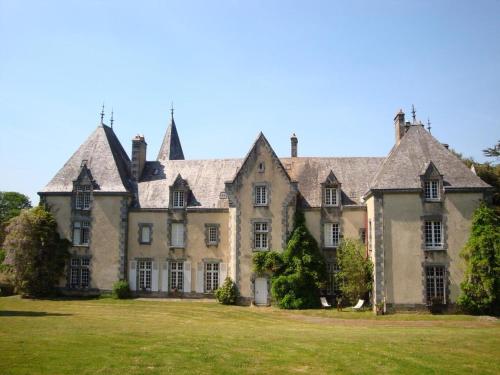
39, 109, 491, 309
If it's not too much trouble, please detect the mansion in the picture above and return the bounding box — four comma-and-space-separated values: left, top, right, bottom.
39, 108, 490, 309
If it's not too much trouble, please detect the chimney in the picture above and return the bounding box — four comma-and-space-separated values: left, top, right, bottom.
394, 109, 406, 144
131, 135, 147, 180
291, 133, 298, 157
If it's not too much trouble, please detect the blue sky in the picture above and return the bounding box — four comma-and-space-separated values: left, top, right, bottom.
1, 0, 499, 205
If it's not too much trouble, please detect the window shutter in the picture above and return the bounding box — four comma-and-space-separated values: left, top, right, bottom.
73, 224, 81, 245
183, 262, 191, 293
219, 263, 227, 287
324, 224, 332, 247
172, 223, 185, 247
129, 261, 137, 291
196, 262, 204, 293
161, 262, 169, 292
151, 261, 159, 292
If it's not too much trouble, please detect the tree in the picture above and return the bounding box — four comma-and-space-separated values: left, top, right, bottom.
483, 140, 500, 159
458, 203, 500, 315
335, 239, 373, 305
3, 206, 70, 297
253, 210, 327, 309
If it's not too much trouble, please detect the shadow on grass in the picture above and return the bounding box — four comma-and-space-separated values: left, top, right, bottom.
0, 310, 72, 317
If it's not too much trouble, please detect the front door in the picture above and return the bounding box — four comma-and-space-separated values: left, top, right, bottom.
254, 277, 268, 305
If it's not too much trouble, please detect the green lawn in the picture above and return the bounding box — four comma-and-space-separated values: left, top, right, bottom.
0, 296, 499, 374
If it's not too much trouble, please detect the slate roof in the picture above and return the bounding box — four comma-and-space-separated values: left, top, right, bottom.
368, 125, 490, 192
41, 124, 133, 193
157, 116, 185, 161
137, 156, 384, 208
282, 157, 385, 206
138, 159, 242, 208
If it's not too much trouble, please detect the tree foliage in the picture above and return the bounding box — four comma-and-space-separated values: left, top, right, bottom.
215, 277, 239, 305
458, 203, 500, 315
252, 210, 327, 309
335, 239, 373, 305
3, 206, 70, 297
0, 191, 32, 250
483, 140, 500, 159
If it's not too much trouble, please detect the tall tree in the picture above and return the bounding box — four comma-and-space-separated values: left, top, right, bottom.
3, 206, 70, 297
458, 203, 500, 315
483, 140, 500, 159
253, 210, 327, 309
335, 239, 373, 305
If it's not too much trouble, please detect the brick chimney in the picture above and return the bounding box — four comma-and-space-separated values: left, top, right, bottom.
131, 135, 147, 180
394, 109, 406, 144
291, 133, 298, 157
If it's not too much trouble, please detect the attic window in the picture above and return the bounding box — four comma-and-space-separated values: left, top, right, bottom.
424, 180, 440, 201
324, 187, 338, 207
75, 185, 91, 210
173, 190, 185, 208
258, 162, 265, 173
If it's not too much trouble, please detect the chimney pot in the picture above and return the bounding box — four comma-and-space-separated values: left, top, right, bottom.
291, 133, 298, 157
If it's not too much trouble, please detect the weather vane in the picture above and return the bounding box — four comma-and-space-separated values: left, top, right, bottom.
427, 118, 431, 133
110, 109, 114, 129
170, 101, 175, 119
411, 104, 416, 124
100, 103, 105, 124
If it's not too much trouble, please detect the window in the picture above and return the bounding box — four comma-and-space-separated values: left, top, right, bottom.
254, 222, 269, 250
205, 263, 219, 292
424, 221, 442, 249
324, 223, 340, 248
326, 262, 341, 295
208, 226, 218, 245
73, 221, 90, 246
426, 266, 446, 304
139, 225, 152, 244
170, 261, 184, 291
173, 190, 185, 208
424, 180, 440, 200
171, 223, 185, 248
70, 257, 90, 288
75, 185, 91, 210
254, 185, 268, 206
324, 187, 338, 206
137, 260, 152, 290
360, 228, 366, 244
257, 162, 265, 172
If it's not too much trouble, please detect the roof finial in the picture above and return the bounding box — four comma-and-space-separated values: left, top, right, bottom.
110, 109, 114, 129
427, 117, 431, 133
170, 101, 174, 121
411, 104, 416, 124
100, 103, 105, 124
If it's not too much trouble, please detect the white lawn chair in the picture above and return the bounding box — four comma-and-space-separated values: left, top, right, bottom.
320, 297, 331, 308
352, 299, 364, 310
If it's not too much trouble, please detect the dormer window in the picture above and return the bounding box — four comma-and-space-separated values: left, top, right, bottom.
173, 190, 185, 208
324, 187, 338, 206
424, 180, 440, 201
75, 185, 91, 210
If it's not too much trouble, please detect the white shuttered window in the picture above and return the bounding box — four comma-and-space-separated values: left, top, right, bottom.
171, 223, 185, 247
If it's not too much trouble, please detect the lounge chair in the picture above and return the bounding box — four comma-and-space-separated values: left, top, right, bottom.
352, 299, 364, 310
320, 297, 331, 308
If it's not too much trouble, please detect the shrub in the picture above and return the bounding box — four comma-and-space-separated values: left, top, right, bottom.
112, 280, 131, 299
215, 277, 239, 305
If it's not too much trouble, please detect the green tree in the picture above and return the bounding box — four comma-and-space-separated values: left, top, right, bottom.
3, 206, 70, 297
458, 203, 500, 315
253, 210, 327, 309
335, 239, 373, 305
483, 140, 500, 159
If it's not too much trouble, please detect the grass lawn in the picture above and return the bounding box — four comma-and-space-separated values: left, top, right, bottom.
1, 296, 499, 374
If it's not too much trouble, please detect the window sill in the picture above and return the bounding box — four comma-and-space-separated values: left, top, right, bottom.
324, 245, 339, 249
252, 248, 269, 252
424, 247, 446, 251
424, 199, 442, 203
169, 246, 185, 250
72, 244, 89, 248
254, 204, 269, 208
323, 204, 339, 208
206, 242, 219, 247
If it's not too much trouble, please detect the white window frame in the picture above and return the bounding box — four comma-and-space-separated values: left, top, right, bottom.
73, 221, 90, 246
75, 185, 91, 210
324, 187, 338, 206
172, 190, 185, 208
171, 223, 185, 248
69, 257, 90, 288
137, 260, 152, 291
140, 225, 151, 244
254, 185, 268, 206
170, 261, 184, 291
426, 265, 446, 304
208, 226, 218, 245
424, 221, 443, 249
424, 180, 440, 201
254, 222, 269, 250
205, 262, 220, 293
324, 223, 340, 248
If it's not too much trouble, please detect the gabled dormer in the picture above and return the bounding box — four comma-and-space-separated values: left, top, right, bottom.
420, 161, 444, 202
72, 161, 98, 211
170, 174, 190, 209
321, 170, 341, 208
